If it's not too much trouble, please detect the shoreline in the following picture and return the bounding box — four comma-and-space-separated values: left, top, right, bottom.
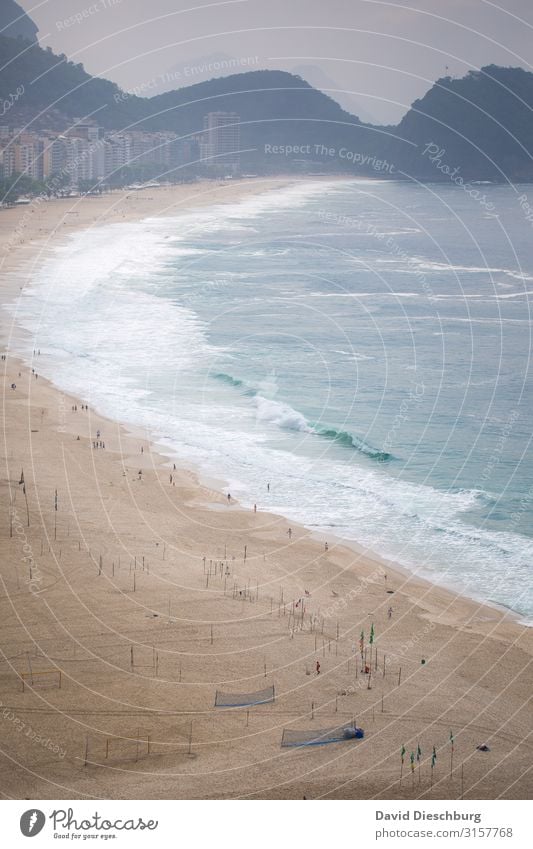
1, 178, 531, 800
3, 176, 529, 627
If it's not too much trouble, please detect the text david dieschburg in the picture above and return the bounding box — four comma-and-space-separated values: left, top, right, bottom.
376, 810, 481, 823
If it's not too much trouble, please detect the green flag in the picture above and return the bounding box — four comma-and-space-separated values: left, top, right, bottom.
449, 730, 454, 748
370, 623, 375, 645
431, 746, 437, 768
401, 745, 406, 762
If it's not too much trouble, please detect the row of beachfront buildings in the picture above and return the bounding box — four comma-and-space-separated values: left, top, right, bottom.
0, 112, 241, 187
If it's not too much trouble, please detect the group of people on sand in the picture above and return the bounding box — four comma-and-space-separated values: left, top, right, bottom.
226, 484, 331, 554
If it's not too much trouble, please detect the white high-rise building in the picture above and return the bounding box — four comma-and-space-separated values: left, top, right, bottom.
201, 112, 240, 173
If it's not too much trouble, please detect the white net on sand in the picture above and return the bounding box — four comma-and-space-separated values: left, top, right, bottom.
281, 725, 364, 747
215, 685, 275, 707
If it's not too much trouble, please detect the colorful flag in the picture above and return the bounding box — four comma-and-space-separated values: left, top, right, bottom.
410, 752, 415, 772
370, 623, 375, 645
401, 744, 406, 763
359, 630, 364, 653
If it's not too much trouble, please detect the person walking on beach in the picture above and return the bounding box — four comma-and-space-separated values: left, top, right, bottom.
227, 493, 231, 503
267, 482, 270, 492
253, 504, 257, 513
388, 606, 393, 619
287, 527, 292, 539
324, 542, 329, 552
315, 660, 321, 675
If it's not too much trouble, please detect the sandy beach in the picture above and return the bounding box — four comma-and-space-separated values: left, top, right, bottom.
0, 180, 531, 800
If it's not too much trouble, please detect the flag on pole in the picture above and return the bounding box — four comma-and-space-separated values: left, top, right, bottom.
431, 746, 437, 768
410, 752, 415, 772
370, 623, 375, 645
359, 629, 364, 653
399, 744, 406, 785
449, 730, 454, 750
416, 743, 422, 762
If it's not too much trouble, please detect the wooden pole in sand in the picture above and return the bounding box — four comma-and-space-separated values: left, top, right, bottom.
26, 651, 34, 686
450, 735, 454, 777
84, 735, 89, 767
23, 483, 30, 528
130, 646, 134, 671
383, 653, 386, 677
397, 667, 402, 687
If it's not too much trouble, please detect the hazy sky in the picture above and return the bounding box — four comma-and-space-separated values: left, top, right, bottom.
18, 0, 533, 124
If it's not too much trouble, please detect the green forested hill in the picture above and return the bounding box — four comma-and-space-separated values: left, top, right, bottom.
0, 1, 38, 43
388, 66, 533, 180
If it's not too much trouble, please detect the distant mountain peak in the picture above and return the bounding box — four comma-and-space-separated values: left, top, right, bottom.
0, 0, 39, 43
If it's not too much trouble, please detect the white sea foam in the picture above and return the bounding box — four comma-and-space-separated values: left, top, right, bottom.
254, 395, 312, 432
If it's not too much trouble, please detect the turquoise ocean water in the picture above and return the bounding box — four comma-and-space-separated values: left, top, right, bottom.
10, 179, 533, 620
